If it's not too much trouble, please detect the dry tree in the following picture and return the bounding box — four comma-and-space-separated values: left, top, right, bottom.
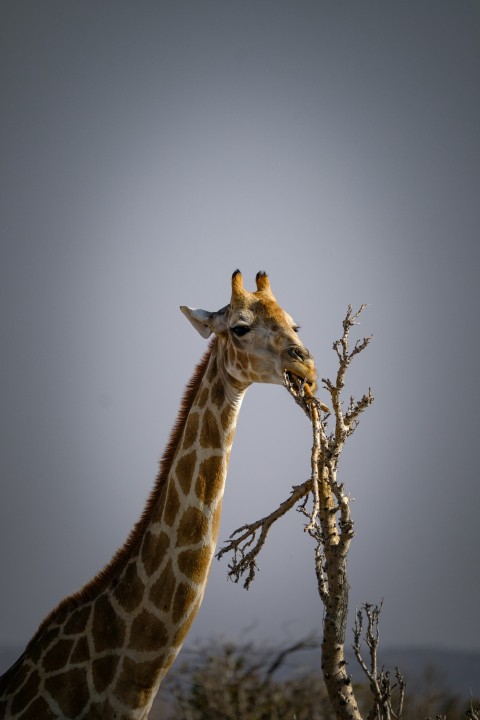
217, 305, 405, 720
353, 602, 405, 720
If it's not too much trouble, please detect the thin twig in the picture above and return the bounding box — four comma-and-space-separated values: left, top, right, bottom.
216, 480, 312, 588
353, 602, 406, 720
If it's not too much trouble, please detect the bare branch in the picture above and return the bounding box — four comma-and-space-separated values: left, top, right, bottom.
345, 388, 374, 430
215, 480, 311, 588
466, 699, 480, 720
353, 602, 406, 720
264, 634, 320, 679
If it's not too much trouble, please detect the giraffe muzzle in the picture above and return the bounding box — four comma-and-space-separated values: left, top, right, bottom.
283, 346, 317, 392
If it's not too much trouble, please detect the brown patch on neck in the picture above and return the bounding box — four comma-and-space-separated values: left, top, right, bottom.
22, 340, 216, 654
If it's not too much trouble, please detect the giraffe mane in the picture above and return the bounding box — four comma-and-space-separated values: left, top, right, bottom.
21, 339, 216, 655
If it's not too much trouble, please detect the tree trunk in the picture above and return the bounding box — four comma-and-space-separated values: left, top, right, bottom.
321, 556, 363, 720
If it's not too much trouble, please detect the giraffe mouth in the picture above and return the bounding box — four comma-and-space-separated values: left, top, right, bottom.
284, 369, 317, 394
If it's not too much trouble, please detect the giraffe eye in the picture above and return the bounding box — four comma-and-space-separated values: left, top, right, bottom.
231, 325, 251, 337
293, 325, 301, 333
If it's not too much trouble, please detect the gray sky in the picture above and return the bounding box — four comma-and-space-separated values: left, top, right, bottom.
1, 1, 479, 657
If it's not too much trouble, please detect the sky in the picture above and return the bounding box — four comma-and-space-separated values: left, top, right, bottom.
1, 1, 479, 662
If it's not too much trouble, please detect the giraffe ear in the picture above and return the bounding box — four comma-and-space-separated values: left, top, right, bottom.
181, 306, 230, 339
180, 306, 214, 338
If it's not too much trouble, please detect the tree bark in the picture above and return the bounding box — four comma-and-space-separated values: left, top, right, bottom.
321, 555, 362, 720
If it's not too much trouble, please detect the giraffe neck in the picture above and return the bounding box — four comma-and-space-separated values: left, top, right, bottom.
135, 341, 246, 682
0, 341, 248, 720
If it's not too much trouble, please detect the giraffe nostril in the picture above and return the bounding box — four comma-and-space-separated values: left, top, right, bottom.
288, 346, 309, 362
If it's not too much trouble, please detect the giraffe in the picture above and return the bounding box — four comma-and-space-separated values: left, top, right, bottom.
0, 270, 317, 720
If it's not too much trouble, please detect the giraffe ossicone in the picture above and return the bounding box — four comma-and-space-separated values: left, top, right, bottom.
0, 270, 317, 720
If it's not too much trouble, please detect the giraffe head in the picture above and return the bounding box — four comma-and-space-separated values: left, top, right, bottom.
181, 270, 316, 392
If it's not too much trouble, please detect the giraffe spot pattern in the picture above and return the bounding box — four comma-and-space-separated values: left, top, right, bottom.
140, 531, 170, 579
172, 597, 202, 647
88, 698, 125, 719
2, 660, 30, 696
43, 638, 75, 673
176, 506, 209, 548
141, 530, 169, 577
29, 627, 60, 664
17, 695, 57, 719
70, 636, 90, 664
205, 355, 218, 383
172, 582, 197, 625
163, 482, 180, 528
195, 454, 223, 506
10, 670, 40, 715
150, 558, 176, 614
197, 386, 209, 408
210, 378, 225, 409
92, 594, 126, 653
92, 654, 119, 694
114, 560, 145, 611
63, 605, 91, 636
181, 411, 199, 449
44, 667, 89, 717
129, 609, 168, 653
115, 656, 161, 710
221, 405, 237, 432
200, 407, 220, 448
175, 449, 197, 496
177, 545, 212, 584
